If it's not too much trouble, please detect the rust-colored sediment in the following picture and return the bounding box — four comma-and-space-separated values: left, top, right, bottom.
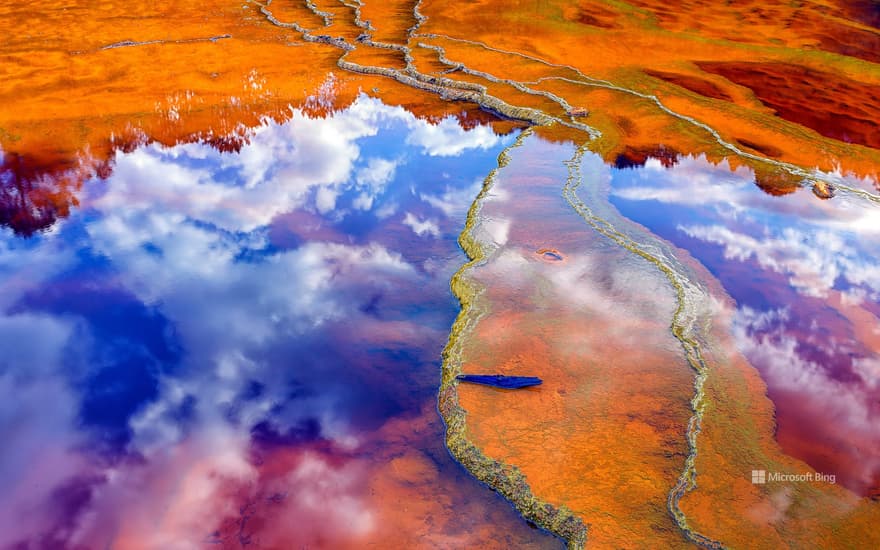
643, 70, 735, 103
697, 61, 880, 151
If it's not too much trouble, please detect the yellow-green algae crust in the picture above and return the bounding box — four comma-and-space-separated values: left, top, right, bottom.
438, 128, 589, 549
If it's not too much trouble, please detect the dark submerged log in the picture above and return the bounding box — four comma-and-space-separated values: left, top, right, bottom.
455, 375, 543, 389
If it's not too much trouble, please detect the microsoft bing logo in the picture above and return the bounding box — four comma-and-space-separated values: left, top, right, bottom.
749, 469, 836, 484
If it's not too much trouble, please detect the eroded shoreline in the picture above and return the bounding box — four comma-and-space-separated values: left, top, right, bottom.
438, 128, 589, 549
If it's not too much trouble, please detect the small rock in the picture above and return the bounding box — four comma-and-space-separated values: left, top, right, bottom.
811, 181, 836, 200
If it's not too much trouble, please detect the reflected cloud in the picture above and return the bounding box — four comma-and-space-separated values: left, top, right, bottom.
405, 117, 501, 157
402, 212, 441, 238
734, 306, 880, 492
92, 96, 511, 234
1, 94, 513, 239
420, 177, 484, 217
612, 154, 880, 301
678, 224, 879, 300
609, 152, 880, 495
354, 157, 398, 211
0, 316, 84, 548
0, 149, 93, 238
0, 98, 538, 546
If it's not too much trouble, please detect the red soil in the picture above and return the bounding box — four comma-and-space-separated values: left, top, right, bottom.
698, 61, 880, 151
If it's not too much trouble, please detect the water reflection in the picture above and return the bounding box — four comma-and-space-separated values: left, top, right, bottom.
609, 155, 880, 497
0, 96, 561, 548
0, 151, 92, 237
453, 136, 695, 547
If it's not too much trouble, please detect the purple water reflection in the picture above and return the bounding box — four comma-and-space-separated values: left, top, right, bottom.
607, 154, 880, 496
0, 97, 561, 548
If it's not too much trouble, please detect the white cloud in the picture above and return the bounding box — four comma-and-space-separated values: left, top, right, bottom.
474, 216, 510, 249
0, 313, 83, 548
0, 93, 516, 549
315, 185, 338, 214
405, 117, 500, 157
419, 177, 483, 217
615, 156, 755, 213
97, 104, 371, 232
853, 357, 880, 391
733, 306, 880, 488
280, 452, 375, 538
610, 154, 880, 301
352, 157, 399, 212
356, 157, 397, 189
0, 232, 73, 310
70, 423, 257, 549
92, 96, 504, 232
679, 224, 880, 300
402, 212, 440, 238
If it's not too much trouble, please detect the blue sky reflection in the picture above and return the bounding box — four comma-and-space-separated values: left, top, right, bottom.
0, 97, 562, 548
609, 155, 880, 495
